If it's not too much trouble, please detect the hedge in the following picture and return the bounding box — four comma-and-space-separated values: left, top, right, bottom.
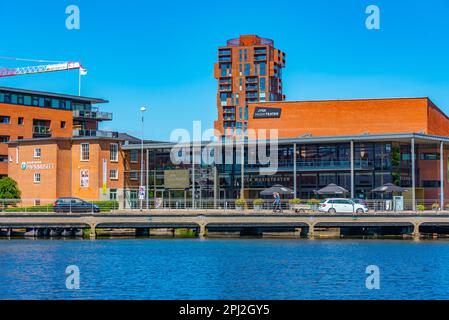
3, 201, 119, 213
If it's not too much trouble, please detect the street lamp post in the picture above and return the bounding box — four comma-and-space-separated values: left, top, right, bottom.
140, 106, 146, 211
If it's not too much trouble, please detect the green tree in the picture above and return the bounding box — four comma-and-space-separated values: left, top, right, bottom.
0, 177, 21, 199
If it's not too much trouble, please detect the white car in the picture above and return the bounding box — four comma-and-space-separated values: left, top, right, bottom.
319, 198, 369, 214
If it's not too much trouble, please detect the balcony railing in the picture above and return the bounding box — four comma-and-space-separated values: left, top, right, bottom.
246, 85, 258, 91
219, 85, 232, 92
73, 129, 118, 138
73, 110, 113, 121
246, 77, 258, 83
246, 92, 258, 98
33, 126, 51, 135
218, 56, 232, 62
218, 49, 232, 56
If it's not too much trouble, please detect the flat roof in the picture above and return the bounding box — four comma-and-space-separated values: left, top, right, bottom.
0, 86, 108, 104
7, 136, 123, 145
121, 132, 449, 150
249, 97, 430, 104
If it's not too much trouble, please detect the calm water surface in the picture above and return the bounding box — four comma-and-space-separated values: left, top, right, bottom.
1, 239, 449, 300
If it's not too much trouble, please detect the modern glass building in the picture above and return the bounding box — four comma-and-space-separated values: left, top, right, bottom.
122, 133, 449, 210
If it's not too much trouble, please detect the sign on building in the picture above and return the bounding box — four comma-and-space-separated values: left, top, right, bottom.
164, 170, 190, 189
253, 107, 282, 119
138, 186, 146, 200
102, 159, 107, 195
80, 169, 89, 188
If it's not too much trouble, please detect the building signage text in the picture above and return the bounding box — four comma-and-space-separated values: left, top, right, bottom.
253, 107, 282, 119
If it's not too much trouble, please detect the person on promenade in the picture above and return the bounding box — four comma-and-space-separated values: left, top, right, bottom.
273, 192, 282, 213
272, 193, 278, 213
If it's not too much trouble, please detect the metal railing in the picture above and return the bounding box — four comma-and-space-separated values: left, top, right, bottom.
73, 129, 118, 138
0, 198, 448, 215
0, 199, 119, 214
73, 110, 113, 121
32, 125, 51, 135
122, 198, 449, 214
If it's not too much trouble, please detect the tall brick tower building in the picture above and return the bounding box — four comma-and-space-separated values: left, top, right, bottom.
214, 35, 286, 138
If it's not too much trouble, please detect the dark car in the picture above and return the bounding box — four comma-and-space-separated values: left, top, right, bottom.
54, 197, 100, 213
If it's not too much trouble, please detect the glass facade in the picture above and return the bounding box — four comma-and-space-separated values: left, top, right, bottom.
0, 90, 92, 111
123, 138, 447, 209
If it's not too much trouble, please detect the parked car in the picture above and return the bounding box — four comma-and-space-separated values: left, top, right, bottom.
54, 197, 100, 213
319, 198, 368, 214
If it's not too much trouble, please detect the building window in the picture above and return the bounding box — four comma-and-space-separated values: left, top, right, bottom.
130, 171, 138, 180
0, 136, 10, 143
110, 169, 118, 180
34, 199, 41, 206
32, 96, 39, 106
244, 64, 250, 76
80, 143, 90, 161
34, 148, 41, 158
18, 136, 23, 140
0, 116, 10, 124
110, 189, 117, 200
18, 117, 24, 125
61, 121, 66, 129
110, 143, 119, 162
130, 149, 138, 163
34, 173, 41, 184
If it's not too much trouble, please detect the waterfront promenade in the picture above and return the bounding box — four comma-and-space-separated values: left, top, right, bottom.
2, 210, 449, 239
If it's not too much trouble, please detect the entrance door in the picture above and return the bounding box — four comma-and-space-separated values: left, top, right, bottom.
125, 190, 138, 209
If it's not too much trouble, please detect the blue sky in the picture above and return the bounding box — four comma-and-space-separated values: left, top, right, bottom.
0, 0, 448, 140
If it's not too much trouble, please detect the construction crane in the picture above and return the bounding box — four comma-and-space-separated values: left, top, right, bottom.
0, 57, 87, 96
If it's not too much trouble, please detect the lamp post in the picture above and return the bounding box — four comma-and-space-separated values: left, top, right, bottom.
139, 106, 146, 211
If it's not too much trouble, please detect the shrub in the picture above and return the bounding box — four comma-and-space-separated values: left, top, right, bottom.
4, 204, 53, 212
91, 201, 119, 212
235, 199, 246, 207
289, 198, 301, 205
307, 199, 321, 206
253, 199, 264, 206
416, 204, 425, 211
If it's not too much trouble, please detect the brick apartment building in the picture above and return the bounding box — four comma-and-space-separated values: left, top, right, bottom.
214, 35, 286, 137
2, 87, 131, 205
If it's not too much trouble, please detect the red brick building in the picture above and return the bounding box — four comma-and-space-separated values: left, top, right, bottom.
214, 35, 286, 137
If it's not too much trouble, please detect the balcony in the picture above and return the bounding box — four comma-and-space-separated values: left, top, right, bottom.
219, 85, 232, 92
33, 125, 51, 137
223, 108, 235, 114
219, 49, 232, 56
246, 92, 258, 98
254, 55, 267, 61
73, 110, 113, 121
219, 78, 232, 84
246, 85, 258, 91
218, 56, 232, 62
246, 77, 258, 83
73, 129, 118, 138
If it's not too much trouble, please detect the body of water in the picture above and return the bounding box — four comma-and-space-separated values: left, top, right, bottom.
1, 239, 448, 300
